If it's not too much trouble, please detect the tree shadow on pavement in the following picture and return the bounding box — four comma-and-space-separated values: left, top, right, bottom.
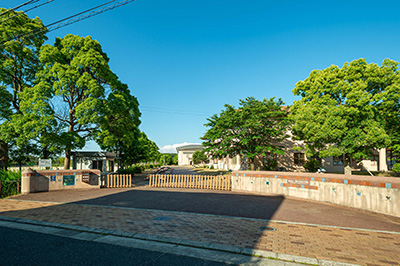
74, 189, 285, 220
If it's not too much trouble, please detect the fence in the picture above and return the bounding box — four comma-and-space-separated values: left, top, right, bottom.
0, 180, 21, 198
102, 174, 132, 188
149, 174, 231, 191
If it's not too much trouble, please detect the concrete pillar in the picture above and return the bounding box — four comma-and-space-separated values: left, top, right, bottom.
379, 148, 388, 172
344, 165, 352, 175
21, 168, 36, 194
102, 159, 107, 173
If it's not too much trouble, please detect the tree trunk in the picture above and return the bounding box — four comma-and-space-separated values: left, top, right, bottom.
43, 145, 50, 159
0, 141, 9, 171
64, 149, 71, 170
249, 157, 255, 171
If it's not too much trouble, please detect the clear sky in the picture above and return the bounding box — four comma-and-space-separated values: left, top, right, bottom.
3, 0, 400, 153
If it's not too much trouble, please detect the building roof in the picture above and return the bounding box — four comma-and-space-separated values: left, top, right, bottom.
175, 144, 203, 151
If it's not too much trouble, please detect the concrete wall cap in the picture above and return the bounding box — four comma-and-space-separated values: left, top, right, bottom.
232, 170, 400, 184
22, 168, 36, 174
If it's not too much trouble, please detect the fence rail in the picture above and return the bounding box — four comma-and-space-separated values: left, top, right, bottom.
102, 174, 132, 188
149, 174, 231, 191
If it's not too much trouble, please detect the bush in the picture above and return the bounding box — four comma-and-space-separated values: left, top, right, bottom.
209, 165, 214, 169
393, 163, 400, 173
117, 165, 144, 175
0, 169, 21, 181
262, 159, 278, 171
304, 159, 321, 173
0, 170, 21, 198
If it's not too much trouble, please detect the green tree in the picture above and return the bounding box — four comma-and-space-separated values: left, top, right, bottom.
291, 59, 399, 173
202, 97, 290, 170
138, 132, 160, 163
33, 34, 131, 169
163, 154, 173, 165
192, 150, 208, 165
172, 154, 178, 165
0, 8, 47, 169
96, 83, 141, 168
113, 131, 160, 168
17, 83, 64, 160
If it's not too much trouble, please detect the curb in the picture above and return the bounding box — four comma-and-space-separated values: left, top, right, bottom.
0, 215, 360, 266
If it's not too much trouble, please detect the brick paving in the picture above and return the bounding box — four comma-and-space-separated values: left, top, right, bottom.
0, 198, 399, 265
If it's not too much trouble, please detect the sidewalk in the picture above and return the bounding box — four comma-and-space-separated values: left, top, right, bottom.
1, 190, 399, 266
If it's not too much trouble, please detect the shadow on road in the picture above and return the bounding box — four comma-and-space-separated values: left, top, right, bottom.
75, 189, 285, 220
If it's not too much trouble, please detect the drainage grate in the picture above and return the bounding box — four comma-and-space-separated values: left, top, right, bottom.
260, 226, 276, 231
153, 216, 172, 221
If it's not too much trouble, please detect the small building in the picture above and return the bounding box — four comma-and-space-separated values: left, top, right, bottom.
176, 144, 203, 165
72, 151, 117, 173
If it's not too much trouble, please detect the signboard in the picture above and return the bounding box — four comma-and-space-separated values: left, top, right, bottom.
287, 179, 309, 185
63, 175, 75, 186
39, 159, 52, 168
82, 173, 90, 183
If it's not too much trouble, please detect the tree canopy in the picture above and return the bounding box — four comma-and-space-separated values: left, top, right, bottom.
116, 131, 161, 167
201, 97, 290, 170
0, 9, 159, 170
192, 150, 208, 165
27, 34, 141, 169
291, 59, 400, 168
0, 8, 47, 169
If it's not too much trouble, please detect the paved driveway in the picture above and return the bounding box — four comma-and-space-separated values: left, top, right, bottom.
10, 181, 400, 232
2, 168, 400, 266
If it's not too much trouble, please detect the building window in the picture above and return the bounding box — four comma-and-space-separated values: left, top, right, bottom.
387, 149, 398, 170
92, 160, 103, 171
108, 161, 114, 172
333, 156, 344, 166
294, 153, 305, 165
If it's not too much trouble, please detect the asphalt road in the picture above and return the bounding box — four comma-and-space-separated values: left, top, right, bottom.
0, 226, 229, 266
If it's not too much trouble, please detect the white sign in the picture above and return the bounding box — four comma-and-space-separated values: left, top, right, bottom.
39, 159, 52, 168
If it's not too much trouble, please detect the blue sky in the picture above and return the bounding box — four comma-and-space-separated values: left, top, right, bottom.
4, 0, 400, 153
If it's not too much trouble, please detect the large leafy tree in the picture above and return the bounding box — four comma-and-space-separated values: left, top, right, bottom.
33, 34, 140, 169
192, 150, 208, 165
291, 59, 400, 172
202, 97, 290, 170
0, 8, 47, 169
97, 85, 142, 168
120, 132, 160, 167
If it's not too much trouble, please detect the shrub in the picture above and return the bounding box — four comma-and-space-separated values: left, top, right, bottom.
304, 158, 321, 173
262, 159, 278, 171
117, 165, 143, 175
0, 170, 21, 198
393, 163, 400, 173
